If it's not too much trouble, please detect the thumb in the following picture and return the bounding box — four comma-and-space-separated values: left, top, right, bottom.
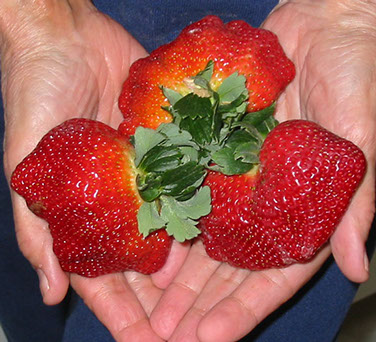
12, 193, 69, 305
330, 169, 375, 283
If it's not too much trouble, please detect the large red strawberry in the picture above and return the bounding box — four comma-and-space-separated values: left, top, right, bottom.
116, 24, 365, 270
199, 120, 366, 270
118, 15, 295, 137
11, 118, 210, 277
11, 15, 366, 277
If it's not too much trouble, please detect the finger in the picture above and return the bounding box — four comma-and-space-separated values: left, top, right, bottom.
67, 0, 96, 12
169, 264, 250, 342
11, 194, 69, 305
71, 273, 164, 342
124, 272, 163, 316
331, 170, 375, 283
150, 240, 220, 340
197, 247, 331, 342
151, 240, 191, 289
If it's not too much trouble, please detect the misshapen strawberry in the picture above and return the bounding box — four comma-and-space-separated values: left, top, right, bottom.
199, 120, 366, 269
120, 53, 366, 270
11, 119, 171, 276
11, 119, 211, 277
11, 16, 366, 276
118, 15, 295, 136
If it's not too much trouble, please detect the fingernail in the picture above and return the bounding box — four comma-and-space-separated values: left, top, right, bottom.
364, 252, 369, 273
37, 268, 50, 298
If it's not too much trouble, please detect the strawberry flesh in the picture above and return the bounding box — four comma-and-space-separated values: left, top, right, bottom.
118, 15, 295, 136
199, 120, 366, 269
11, 119, 172, 277
11, 14, 366, 275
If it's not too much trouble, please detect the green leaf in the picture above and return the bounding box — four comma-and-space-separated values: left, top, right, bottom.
137, 202, 167, 237
256, 114, 279, 137
133, 127, 166, 167
137, 173, 163, 202
159, 188, 212, 242
164, 213, 201, 243
161, 161, 206, 198
237, 112, 279, 142
240, 103, 276, 127
137, 187, 212, 241
234, 141, 260, 164
157, 123, 198, 148
193, 77, 210, 91
211, 128, 261, 174
161, 86, 183, 106
226, 129, 258, 148
173, 93, 213, 120
211, 146, 253, 175
180, 146, 199, 162
196, 148, 214, 168
179, 115, 214, 146
137, 153, 205, 202
217, 72, 247, 104
219, 93, 248, 117
234, 122, 265, 145
173, 186, 212, 220
138, 145, 182, 172
195, 60, 214, 83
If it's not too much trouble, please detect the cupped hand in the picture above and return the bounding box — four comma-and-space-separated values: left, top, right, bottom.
150, 1, 376, 341
1, 0, 187, 340
265, 0, 376, 282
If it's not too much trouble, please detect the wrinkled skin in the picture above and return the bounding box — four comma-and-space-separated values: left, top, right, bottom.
1, 1, 188, 341
1, 1, 375, 342
150, 1, 376, 341
267, 0, 376, 281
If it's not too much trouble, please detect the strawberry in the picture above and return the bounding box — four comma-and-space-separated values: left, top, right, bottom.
11, 16, 366, 276
199, 120, 366, 270
118, 47, 365, 270
11, 118, 210, 277
118, 15, 295, 137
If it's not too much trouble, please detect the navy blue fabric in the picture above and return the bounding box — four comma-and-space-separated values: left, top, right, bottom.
62, 293, 113, 342
93, 0, 277, 53
0, 1, 373, 341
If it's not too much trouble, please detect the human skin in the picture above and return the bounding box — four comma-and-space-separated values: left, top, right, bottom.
0, 1, 188, 340
149, 1, 376, 341
1, 0, 375, 341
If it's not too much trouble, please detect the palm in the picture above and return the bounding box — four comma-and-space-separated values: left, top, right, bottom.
265, 1, 375, 140
263, 1, 376, 280
150, 2, 376, 341
2, 2, 168, 340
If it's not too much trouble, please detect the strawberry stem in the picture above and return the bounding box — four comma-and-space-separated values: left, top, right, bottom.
134, 61, 280, 241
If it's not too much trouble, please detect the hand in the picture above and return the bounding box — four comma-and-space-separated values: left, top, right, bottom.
149, 1, 376, 341
1, 1, 187, 340
265, 0, 376, 282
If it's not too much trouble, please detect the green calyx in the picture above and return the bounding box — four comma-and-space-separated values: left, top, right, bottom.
162, 60, 278, 175
133, 61, 279, 242
137, 186, 212, 242
133, 124, 211, 241
134, 124, 206, 202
